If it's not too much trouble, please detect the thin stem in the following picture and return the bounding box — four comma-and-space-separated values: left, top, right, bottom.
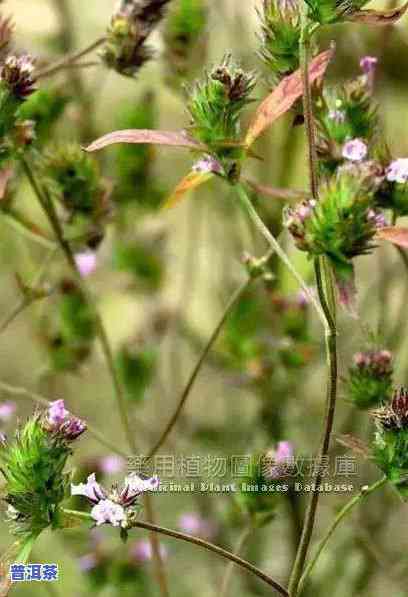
61, 509, 289, 596
35, 36, 106, 80
20, 156, 136, 454
220, 523, 253, 597
0, 379, 129, 458
297, 477, 387, 595
148, 276, 253, 458
143, 494, 170, 597
235, 182, 328, 330
288, 6, 339, 594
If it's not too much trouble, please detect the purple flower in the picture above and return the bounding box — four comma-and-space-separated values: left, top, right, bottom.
99, 454, 126, 475
342, 139, 368, 162
120, 473, 159, 506
353, 349, 392, 377
0, 401, 16, 421
367, 209, 388, 229
178, 513, 216, 540
130, 539, 168, 563
71, 473, 107, 503
91, 499, 126, 527
74, 251, 97, 278
386, 158, 408, 184
328, 109, 346, 123
262, 441, 295, 479
192, 154, 223, 175
360, 56, 378, 75
48, 399, 69, 426
78, 553, 98, 572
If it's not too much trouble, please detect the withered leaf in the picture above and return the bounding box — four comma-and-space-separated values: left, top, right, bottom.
349, 1, 408, 24
162, 171, 213, 210
84, 129, 206, 153
376, 226, 408, 249
245, 178, 307, 202
245, 47, 334, 148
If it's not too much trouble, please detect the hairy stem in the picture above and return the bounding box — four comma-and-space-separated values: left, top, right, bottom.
235, 182, 327, 330
62, 509, 289, 596
288, 7, 339, 595
297, 477, 387, 595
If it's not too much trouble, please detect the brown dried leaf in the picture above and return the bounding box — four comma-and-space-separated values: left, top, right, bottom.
162, 171, 213, 210
376, 226, 408, 249
349, 1, 408, 24
245, 47, 334, 148
245, 178, 307, 202
84, 129, 206, 153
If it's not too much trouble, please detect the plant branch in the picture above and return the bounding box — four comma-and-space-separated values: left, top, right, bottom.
35, 36, 106, 80
297, 477, 387, 595
235, 182, 328, 330
62, 509, 289, 596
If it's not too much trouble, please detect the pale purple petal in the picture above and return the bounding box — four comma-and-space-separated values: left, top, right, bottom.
91, 499, 126, 527
0, 401, 16, 421
75, 251, 97, 278
342, 139, 368, 162
130, 539, 167, 562
386, 158, 408, 184
360, 56, 377, 75
123, 473, 160, 500
99, 454, 126, 475
275, 441, 294, 463
48, 399, 69, 425
78, 553, 98, 572
192, 155, 223, 175
71, 473, 106, 503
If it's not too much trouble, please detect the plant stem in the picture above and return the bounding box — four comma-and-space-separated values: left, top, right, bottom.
61, 509, 289, 596
235, 182, 328, 330
297, 477, 387, 595
288, 6, 339, 595
148, 275, 254, 458
35, 36, 106, 80
220, 522, 253, 597
20, 156, 136, 453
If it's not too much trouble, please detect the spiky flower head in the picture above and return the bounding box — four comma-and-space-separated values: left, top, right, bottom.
372, 388, 408, 499
0, 54, 36, 100
305, 0, 368, 25
0, 401, 86, 538
187, 54, 256, 175
345, 349, 393, 409
258, 0, 305, 86
101, 0, 171, 78
71, 472, 159, 529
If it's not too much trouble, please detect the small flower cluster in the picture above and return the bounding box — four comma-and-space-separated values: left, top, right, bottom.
372, 388, 408, 499
0, 400, 86, 538
284, 170, 380, 303
187, 54, 256, 177
258, 0, 306, 86
71, 471, 159, 529
101, 0, 171, 78
305, 0, 368, 25
345, 349, 393, 409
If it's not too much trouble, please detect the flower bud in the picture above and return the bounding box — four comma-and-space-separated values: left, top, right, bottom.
345, 349, 393, 409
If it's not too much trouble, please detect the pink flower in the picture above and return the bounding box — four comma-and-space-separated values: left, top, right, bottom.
48, 399, 69, 426
367, 209, 388, 229
360, 56, 377, 75
91, 499, 126, 527
262, 441, 295, 479
74, 251, 97, 277
0, 401, 16, 421
130, 539, 168, 562
386, 158, 408, 184
99, 454, 126, 475
178, 513, 216, 540
342, 139, 368, 162
78, 553, 98, 572
71, 473, 107, 503
192, 154, 223, 175
120, 473, 159, 505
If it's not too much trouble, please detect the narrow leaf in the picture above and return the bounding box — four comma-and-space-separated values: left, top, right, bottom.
245, 178, 307, 202
376, 226, 408, 248
162, 171, 213, 210
84, 129, 206, 153
245, 47, 334, 148
349, 1, 408, 24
